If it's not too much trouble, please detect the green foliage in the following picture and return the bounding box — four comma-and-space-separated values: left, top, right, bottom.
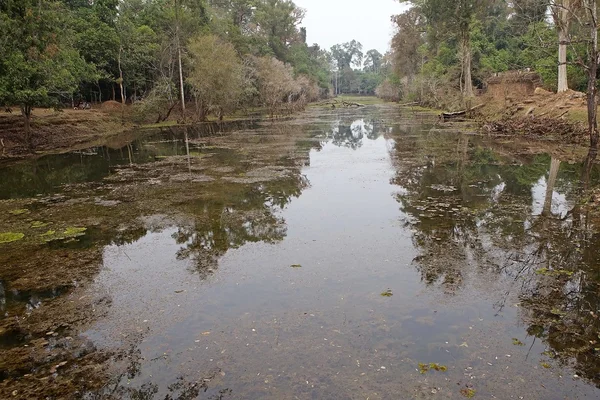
0, 1, 91, 110
389, 1, 595, 104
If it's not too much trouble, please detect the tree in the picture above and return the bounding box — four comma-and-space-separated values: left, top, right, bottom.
253, 56, 299, 117
255, 0, 305, 60
0, 0, 90, 147
330, 40, 364, 70
187, 34, 245, 121
550, 0, 581, 92
363, 49, 383, 73
402, 0, 484, 97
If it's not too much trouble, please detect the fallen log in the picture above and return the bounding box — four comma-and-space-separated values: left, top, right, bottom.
341, 101, 365, 107
441, 103, 485, 121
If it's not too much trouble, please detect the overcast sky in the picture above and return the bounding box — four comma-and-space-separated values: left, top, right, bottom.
294, 0, 408, 54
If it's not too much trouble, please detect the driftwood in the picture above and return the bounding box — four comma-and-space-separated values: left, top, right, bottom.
441, 103, 485, 121
482, 115, 586, 144
317, 99, 365, 108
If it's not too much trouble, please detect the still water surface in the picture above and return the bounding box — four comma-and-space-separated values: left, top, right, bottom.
1, 105, 599, 399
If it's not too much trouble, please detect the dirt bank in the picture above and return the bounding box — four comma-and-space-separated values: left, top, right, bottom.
0, 105, 133, 160
476, 89, 594, 145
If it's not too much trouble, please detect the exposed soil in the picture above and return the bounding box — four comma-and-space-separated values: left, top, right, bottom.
0, 105, 133, 160
475, 88, 594, 144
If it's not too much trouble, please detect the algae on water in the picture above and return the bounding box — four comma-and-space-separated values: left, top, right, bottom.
0, 232, 25, 244
418, 363, 447, 374
41, 227, 87, 242
31, 221, 51, 228
9, 209, 29, 216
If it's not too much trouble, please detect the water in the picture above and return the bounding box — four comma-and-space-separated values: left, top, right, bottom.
1, 105, 599, 399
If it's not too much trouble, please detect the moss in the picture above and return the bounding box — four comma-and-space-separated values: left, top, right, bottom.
0, 232, 25, 244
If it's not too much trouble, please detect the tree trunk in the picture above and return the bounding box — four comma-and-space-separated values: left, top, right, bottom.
585, 0, 599, 148
555, 0, 571, 93
176, 0, 186, 122
542, 157, 561, 217
461, 31, 474, 97
118, 47, 125, 123
21, 105, 32, 150
558, 29, 569, 92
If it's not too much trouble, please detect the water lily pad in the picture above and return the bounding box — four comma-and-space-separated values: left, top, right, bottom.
0, 232, 25, 244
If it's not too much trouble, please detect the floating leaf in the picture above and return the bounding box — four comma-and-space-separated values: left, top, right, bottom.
512, 338, 525, 346
541, 362, 552, 369
460, 388, 476, 398
381, 289, 393, 297
0, 232, 25, 244
290, 264, 302, 268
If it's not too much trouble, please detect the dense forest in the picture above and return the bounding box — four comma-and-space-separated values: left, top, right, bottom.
3, 1, 600, 148
0, 0, 390, 142
382, 0, 597, 104
380, 0, 600, 147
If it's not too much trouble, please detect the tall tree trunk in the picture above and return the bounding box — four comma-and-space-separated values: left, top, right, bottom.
460, 30, 474, 97
118, 47, 125, 123
555, 0, 571, 93
176, 0, 186, 122
20, 105, 32, 150
585, 0, 599, 148
542, 157, 561, 217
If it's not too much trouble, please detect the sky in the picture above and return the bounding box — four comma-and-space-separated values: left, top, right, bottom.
294, 0, 408, 54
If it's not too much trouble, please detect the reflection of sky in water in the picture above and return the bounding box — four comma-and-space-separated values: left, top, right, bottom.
531, 176, 570, 217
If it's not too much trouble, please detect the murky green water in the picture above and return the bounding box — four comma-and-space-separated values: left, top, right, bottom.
1, 105, 600, 399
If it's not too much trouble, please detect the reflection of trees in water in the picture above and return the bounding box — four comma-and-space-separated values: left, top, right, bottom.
326, 117, 384, 149
391, 134, 600, 385
96, 335, 230, 399
172, 175, 309, 278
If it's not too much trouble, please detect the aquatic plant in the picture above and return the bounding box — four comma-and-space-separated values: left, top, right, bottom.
0, 232, 25, 243
418, 363, 447, 374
